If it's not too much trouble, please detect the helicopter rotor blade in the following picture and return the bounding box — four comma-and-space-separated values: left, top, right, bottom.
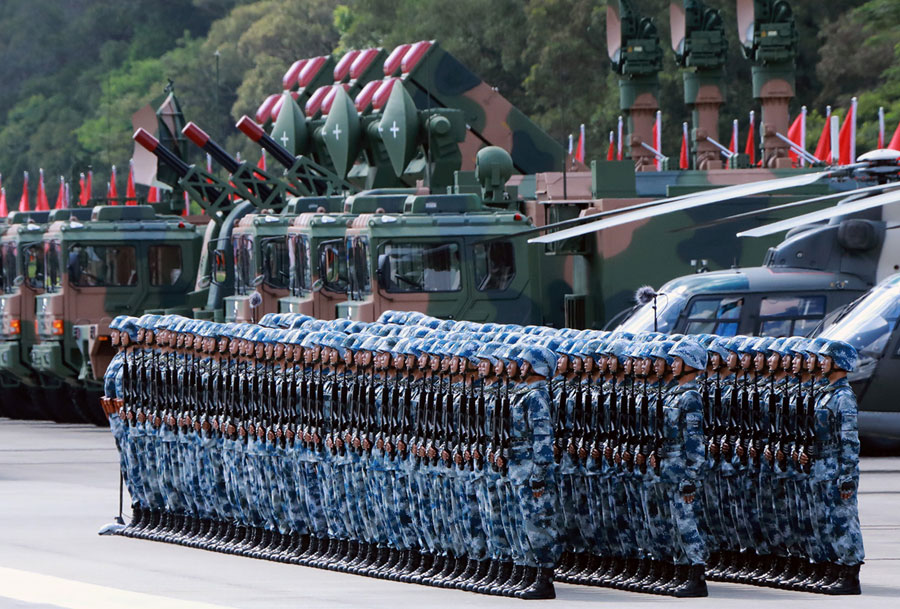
529, 170, 833, 245
672, 182, 900, 233
737, 188, 900, 238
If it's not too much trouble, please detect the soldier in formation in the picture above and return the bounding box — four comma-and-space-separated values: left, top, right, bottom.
100, 311, 864, 598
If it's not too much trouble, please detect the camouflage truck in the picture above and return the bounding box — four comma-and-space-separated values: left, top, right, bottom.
0, 209, 96, 422
30, 205, 202, 422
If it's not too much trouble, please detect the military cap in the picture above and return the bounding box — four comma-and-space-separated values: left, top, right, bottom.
669, 337, 708, 371
475, 342, 502, 364
650, 339, 677, 364
517, 345, 557, 378
818, 339, 858, 372
803, 336, 829, 355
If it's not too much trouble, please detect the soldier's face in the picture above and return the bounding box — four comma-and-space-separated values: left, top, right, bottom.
253, 343, 263, 359
110, 330, 120, 347
820, 355, 833, 375
556, 356, 568, 375
450, 356, 460, 374
330, 349, 340, 366
229, 340, 239, 355
293, 345, 303, 361
792, 355, 804, 375
623, 358, 633, 375
137, 329, 145, 343
641, 358, 652, 376
506, 361, 518, 378
393, 353, 405, 369
429, 355, 440, 370
265, 344, 274, 359
493, 360, 505, 376
782, 353, 792, 371
607, 357, 618, 374
654, 357, 666, 377
417, 353, 429, 369
572, 357, 583, 373
440, 356, 451, 372
740, 353, 752, 369
583, 357, 594, 373
406, 355, 417, 369
478, 359, 492, 378
672, 356, 684, 377
709, 352, 721, 369
145, 330, 154, 344
754, 352, 766, 372
343, 350, 354, 365
726, 352, 738, 370
361, 351, 373, 367
518, 360, 530, 378
176, 334, 184, 348
767, 352, 780, 371
274, 344, 285, 359
806, 354, 818, 374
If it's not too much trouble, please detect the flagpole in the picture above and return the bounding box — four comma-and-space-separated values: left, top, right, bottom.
878, 106, 885, 149
850, 97, 857, 162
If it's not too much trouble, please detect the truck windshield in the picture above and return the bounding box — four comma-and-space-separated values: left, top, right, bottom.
68, 244, 137, 287
318, 239, 348, 293
289, 234, 312, 295
22, 243, 45, 289
617, 290, 689, 334
44, 240, 61, 292
0, 242, 17, 294
233, 234, 254, 296
260, 236, 289, 290
347, 235, 371, 300
820, 282, 900, 359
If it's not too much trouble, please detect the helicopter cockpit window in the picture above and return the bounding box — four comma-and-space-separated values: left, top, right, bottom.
347, 235, 372, 300
474, 241, 515, 292
44, 240, 61, 293
683, 297, 743, 336
1, 242, 18, 294
318, 239, 348, 293
148, 245, 182, 286
758, 295, 826, 337
261, 237, 289, 290
821, 285, 900, 358
22, 243, 45, 289
68, 244, 137, 287
382, 242, 461, 293
289, 234, 312, 295
233, 235, 254, 296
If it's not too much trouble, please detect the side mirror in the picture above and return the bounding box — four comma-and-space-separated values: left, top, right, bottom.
252, 274, 265, 287
197, 275, 212, 289
13, 275, 24, 287
312, 278, 324, 292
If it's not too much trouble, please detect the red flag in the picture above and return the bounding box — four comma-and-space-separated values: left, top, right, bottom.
108, 166, 119, 203
84, 171, 93, 206
679, 122, 689, 170
54, 177, 66, 210
147, 186, 159, 204
838, 98, 857, 165
744, 111, 756, 165
78, 173, 86, 206
652, 112, 661, 170
257, 149, 267, 172
575, 124, 585, 163
126, 160, 137, 205
35, 169, 50, 211
888, 119, 900, 152
0, 187, 7, 217
19, 171, 29, 211
607, 131, 615, 161
787, 112, 804, 166
814, 106, 832, 162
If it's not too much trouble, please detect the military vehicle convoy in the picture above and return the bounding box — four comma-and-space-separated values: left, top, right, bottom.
0, 0, 894, 426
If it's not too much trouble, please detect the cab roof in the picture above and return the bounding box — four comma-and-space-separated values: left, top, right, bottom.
658, 266, 870, 296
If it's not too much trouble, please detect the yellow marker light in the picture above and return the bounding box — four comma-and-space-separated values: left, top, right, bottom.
51, 319, 65, 335
9, 319, 20, 335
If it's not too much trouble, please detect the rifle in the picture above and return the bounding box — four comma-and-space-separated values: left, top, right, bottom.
576, 372, 592, 462
651, 381, 664, 474
800, 380, 816, 474
473, 379, 486, 469
738, 372, 752, 466
553, 376, 568, 463
568, 373, 584, 463
497, 377, 511, 473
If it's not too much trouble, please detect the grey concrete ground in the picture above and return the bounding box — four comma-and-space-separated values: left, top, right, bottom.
0, 419, 898, 609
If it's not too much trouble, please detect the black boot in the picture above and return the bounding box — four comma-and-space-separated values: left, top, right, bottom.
672, 565, 708, 598
821, 564, 861, 595
515, 567, 556, 600
469, 559, 499, 592
480, 560, 512, 595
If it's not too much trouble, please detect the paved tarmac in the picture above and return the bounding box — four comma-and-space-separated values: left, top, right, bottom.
0, 419, 898, 608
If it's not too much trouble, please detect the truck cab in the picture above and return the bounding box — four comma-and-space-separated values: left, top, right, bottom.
337, 190, 556, 325
31, 205, 202, 421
